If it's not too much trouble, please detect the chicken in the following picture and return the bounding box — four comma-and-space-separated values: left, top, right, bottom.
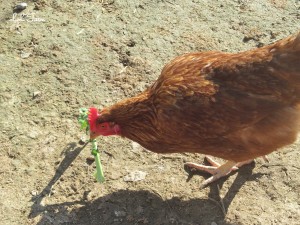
89, 31, 300, 187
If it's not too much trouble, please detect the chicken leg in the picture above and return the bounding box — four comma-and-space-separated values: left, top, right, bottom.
185, 156, 254, 188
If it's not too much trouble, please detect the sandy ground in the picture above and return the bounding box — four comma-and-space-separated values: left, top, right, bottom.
0, 0, 300, 225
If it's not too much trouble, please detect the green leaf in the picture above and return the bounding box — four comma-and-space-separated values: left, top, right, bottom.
78, 108, 89, 130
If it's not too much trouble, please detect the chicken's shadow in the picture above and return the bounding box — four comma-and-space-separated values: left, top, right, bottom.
29, 141, 88, 219
29, 141, 262, 225
31, 189, 240, 225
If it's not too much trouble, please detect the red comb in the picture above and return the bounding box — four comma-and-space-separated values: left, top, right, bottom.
88, 107, 99, 132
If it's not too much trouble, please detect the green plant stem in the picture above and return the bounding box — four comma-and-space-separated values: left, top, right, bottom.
91, 139, 105, 183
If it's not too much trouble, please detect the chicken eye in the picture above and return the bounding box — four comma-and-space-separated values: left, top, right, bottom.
100, 124, 106, 128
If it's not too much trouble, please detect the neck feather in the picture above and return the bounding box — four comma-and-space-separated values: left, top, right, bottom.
100, 91, 154, 127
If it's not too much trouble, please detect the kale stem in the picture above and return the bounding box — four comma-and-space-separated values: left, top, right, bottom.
91, 139, 105, 183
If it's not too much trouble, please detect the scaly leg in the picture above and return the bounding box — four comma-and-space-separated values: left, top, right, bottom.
185, 156, 254, 188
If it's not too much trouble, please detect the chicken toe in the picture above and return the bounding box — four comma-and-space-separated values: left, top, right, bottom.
185, 160, 238, 188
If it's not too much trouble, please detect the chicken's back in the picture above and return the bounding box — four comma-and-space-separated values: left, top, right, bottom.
104, 32, 300, 163
144, 32, 300, 161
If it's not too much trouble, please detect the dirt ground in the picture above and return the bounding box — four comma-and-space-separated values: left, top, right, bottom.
0, 0, 299, 225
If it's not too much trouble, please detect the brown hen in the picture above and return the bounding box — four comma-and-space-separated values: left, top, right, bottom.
89, 31, 300, 187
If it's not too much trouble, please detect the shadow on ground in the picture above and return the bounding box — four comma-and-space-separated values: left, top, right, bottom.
29, 142, 263, 225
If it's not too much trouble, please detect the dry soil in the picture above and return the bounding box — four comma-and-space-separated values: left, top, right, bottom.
0, 0, 299, 225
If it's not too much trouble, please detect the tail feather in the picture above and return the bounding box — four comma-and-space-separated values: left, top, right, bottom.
269, 31, 300, 84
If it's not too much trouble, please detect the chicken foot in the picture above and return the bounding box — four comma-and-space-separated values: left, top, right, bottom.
185, 156, 254, 188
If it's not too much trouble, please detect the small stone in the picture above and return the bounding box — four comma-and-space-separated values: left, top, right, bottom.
79, 136, 86, 145
28, 130, 39, 139
20, 51, 31, 59
157, 165, 165, 171
31, 190, 38, 196
86, 157, 95, 165
114, 210, 126, 217
132, 142, 142, 152
211, 222, 218, 225
123, 171, 147, 182
33, 91, 41, 98
14, 3, 27, 11
39, 68, 48, 74
85, 191, 95, 201
40, 198, 46, 207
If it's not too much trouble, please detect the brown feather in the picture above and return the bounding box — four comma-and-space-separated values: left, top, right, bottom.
99, 31, 300, 162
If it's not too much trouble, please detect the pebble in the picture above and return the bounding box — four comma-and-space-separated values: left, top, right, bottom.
28, 130, 39, 139
40, 198, 46, 207
14, 3, 27, 11
123, 170, 147, 182
157, 165, 165, 171
114, 210, 126, 217
132, 141, 142, 152
211, 222, 218, 225
33, 91, 41, 98
31, 190, 38, 196
20, 51, 31, 59
79, 136, 87, 145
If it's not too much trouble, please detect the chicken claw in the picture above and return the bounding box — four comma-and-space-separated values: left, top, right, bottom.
185, 156, 253, 188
